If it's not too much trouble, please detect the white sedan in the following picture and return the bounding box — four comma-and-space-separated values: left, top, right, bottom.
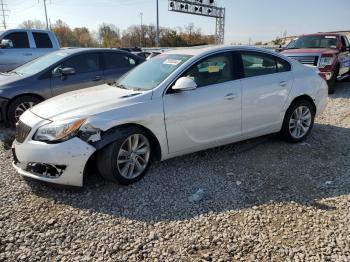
12, 46, 328, 187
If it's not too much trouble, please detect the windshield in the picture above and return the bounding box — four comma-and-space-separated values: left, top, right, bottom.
118, 54, 192, 90
289, 35, 338, 49
13, 51, 70, 76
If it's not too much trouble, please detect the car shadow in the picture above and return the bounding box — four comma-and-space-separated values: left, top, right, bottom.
0, 124, 15, 150
331, 81, 350, 99
25, 122, 350, 222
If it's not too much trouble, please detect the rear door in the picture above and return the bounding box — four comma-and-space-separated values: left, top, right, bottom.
0, 31, 31, 71
339, 36, 350, 76
102, 52, 139, 83
239, 51, 293, 136
51, 52, 104, 96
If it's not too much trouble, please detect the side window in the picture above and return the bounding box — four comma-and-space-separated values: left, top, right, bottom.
61, 53, 100, 74
33, 32, 53, 48
182, 53, 235, 87
241, 52, 277, 77
341, 36, 349, 48
103, 52, 136, 70
276, 58, 291, 73
4, 32, 30, 48
344, 37, 350, 48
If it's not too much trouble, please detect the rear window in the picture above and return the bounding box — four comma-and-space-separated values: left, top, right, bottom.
103, 52, 136, 70
33, 32, 53, 48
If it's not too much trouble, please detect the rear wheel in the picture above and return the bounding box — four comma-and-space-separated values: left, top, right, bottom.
7, 96, 42, 126
97, 127, 152, 185
280, 100, 315, 143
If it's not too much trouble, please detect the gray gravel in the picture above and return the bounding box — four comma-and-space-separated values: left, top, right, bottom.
1, 82, 350, 261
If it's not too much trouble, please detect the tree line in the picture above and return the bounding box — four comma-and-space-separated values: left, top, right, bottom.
19, 19, 215, 48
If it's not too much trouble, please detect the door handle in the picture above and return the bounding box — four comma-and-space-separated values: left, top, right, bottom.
224, 93, 238, 100
23, 53, 32, 56
279, 81, 287, 87
92, 76, 102, 81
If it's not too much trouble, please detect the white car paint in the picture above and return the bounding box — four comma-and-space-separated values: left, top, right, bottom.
12, 46, 328, 186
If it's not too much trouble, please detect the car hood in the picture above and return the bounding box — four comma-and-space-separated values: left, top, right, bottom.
0, 73, 23, 87
30, 84, 150, 121
281, 48, 339, 55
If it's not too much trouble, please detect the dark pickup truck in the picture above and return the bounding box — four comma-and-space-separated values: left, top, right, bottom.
281, 33, 350, 94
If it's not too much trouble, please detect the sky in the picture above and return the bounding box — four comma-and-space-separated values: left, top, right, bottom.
4, 0, 350, 44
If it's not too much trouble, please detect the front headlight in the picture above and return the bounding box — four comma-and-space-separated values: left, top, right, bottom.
319, 55, 335, 68
34, 118, 86, 142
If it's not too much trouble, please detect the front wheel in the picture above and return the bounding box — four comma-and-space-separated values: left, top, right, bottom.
7, 96, 42, 126
97, 127, 152, 185
280, 100, 315, 143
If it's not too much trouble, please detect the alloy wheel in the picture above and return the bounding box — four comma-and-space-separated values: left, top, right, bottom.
117, 134, 151, 179
289, 106, 312, 139
15, 102, 35, 122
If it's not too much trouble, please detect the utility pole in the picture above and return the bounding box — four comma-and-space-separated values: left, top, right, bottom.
0, 0, 7, 29
156, 0, 160, 47
139, 12, 143, 47
43, 0, 49, 30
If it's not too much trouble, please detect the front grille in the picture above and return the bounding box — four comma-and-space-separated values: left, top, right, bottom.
288, 56, 319, 66
15, 121, 32, 143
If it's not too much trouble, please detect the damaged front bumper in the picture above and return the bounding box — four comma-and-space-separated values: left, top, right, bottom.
12, 137, 96, 187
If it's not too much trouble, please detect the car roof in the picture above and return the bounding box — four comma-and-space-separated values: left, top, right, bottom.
301, 33, 341, 37
55, 47, 140, 56
165, 45, 281, 57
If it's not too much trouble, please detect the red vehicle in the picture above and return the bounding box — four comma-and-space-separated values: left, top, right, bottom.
281, 33, 350, 94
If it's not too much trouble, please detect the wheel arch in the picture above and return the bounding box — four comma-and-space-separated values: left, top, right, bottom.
288, 94, 316, 114
92, 123, 162, 162
6, 93, 45, 122
7, 93, 45, 111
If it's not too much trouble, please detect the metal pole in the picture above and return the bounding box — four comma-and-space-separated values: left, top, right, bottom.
43, 0, 49, 30
156, 0, 160, 47
0, 0, 6, 29
140, 12, 143, 47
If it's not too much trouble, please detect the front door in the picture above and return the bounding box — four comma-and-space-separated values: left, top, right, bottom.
51, 52, 104, 96
163, 52, 242, 153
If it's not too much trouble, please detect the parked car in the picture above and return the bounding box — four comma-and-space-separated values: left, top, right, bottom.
0, 48, 144, 124
0, 29, 60, 72
132, 51, 151, 59
146, 51, 162, 60
119, 47, 142, 52
281, 33, 350, 94
12, 46, 328, 187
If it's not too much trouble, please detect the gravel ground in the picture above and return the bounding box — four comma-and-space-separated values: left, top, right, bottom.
0, 82, 350, 261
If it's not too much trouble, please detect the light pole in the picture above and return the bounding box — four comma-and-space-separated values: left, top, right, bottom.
156, 0, 160, 47
140, 12, 143, 47
43, 0, 49, 30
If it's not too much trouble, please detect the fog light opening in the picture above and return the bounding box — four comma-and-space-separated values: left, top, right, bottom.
26, 163, 66, 178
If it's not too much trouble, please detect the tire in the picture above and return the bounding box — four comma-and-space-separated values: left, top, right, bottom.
327, 67, 339, 94
7, 96, 42, 126
280, 100, 315, 143
97, 126, 152, 185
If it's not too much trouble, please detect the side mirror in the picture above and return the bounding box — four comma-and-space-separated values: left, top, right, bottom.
172, 77, 197, 91
61, 67, 76, 76
0, 39, 13, 49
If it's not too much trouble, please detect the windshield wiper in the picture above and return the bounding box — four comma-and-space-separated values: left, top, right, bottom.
114, 83, 127, 89
11, 71, 23, 76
